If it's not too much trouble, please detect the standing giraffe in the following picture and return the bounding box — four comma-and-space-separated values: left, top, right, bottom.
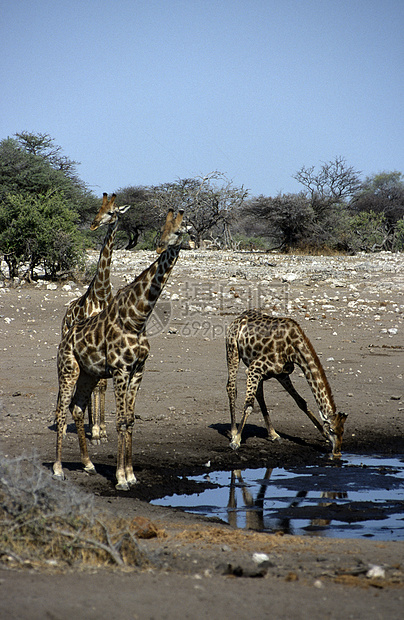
226, 309, 347, 457
53, 209, 186, 490
61, 193, 130, 444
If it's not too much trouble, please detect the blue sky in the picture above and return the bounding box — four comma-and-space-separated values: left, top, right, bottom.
1, 0, 403, 198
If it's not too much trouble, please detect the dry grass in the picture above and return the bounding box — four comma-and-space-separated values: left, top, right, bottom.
0, 453, 163, 570
287, 244, 348, 256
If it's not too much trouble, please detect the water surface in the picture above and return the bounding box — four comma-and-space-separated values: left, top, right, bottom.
152, 454, 404, 540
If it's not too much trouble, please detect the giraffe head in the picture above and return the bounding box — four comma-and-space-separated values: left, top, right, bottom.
156, 209, 186, 254
90, 193, 131, 230
322, 411, 348, 458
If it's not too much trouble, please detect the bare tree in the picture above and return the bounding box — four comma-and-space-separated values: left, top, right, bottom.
294, 156, 362, 218
151, 173, 248, 247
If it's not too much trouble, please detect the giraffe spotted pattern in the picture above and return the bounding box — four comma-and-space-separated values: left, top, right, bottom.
226, 309, 347, 457
53, 209, 186, 490
60, 193, 131, 444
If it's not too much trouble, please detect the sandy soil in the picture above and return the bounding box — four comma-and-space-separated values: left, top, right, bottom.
0, 249, 403, 619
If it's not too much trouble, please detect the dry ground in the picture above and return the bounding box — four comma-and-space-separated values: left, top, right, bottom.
0, 250, 403, 619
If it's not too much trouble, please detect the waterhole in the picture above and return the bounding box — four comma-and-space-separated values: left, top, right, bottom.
152, 454, 404, 540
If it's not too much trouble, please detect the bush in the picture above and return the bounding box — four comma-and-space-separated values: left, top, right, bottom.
0, 192, 86, 279
0, 453, 154, 569
136, 229, 160, 250
394, 218, 404, 251
349, 210, 389, 252
231, 234, 271, 251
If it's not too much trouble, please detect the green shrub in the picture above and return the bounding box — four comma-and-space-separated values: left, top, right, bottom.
0, 191, 86, 279
231, 234, 271, 251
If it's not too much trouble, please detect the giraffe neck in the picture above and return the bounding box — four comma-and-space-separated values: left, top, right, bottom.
115, 244, 181, 331
86, 218, 118, 304
295, 331, 336, 421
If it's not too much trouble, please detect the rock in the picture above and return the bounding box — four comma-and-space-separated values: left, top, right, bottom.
366, 565, 385, 579
252, 552, 270, 564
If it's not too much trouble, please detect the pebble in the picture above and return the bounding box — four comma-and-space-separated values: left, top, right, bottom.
252, 552, 270, 564
366, 565, 385, 579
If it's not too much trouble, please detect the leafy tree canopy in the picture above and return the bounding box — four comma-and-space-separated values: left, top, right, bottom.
15, 131, 81, 183
351, 171, 404, 227
244, 193, 315, 251
0, 191, 85, 280
113, 186, 157, 249
0, 134, 98, 225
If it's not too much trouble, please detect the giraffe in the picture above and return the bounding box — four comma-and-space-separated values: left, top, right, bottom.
53, 209, 186, 490
225, 309, 347, 457
61, 192, 130, 444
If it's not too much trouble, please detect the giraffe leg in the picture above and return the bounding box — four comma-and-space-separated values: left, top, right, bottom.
275, 374, 325, 436
115, 432, 127, 490
227, 470, 239, 529
89, 381, 108, 444
71, 373, 98, 475
54, 392, 68, 438
87, 391, 95, 438
255, 380, 280, 441
53, 393, 71, 480
230, 367, 261, 450
123, 426, 135, 486
225, 334, 240, 446
114, 367, 144, 490
71, 404, 97, 475
114, 371, 128, 489
122, 368, 145, 487
98, 378, 108, 442
53, 365, 80, 480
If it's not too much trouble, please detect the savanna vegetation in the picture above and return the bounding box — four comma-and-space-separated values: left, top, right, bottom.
0, 132, 403, 280
0, 453, 155, 569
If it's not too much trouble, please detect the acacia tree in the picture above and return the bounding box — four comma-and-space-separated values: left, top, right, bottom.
0, 137, 72, 202
0, 191, 84, 279
244, 193, 315, 250
349, 172, 404, 251
107, 186, 154, 250
0, 133, 91, 278
12, 132, 97, 225
294, 156, 362, 207
291, 156, 362, 249
151, 173, 247, 247
15, 132, 82, 185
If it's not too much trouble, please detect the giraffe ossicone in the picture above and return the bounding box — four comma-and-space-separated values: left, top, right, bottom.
225, 309, 347, 457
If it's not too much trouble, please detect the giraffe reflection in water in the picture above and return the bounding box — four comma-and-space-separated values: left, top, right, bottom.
227, 469, 347, 535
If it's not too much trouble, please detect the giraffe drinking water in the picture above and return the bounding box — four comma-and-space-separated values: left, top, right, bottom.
225, 309, 347, 457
